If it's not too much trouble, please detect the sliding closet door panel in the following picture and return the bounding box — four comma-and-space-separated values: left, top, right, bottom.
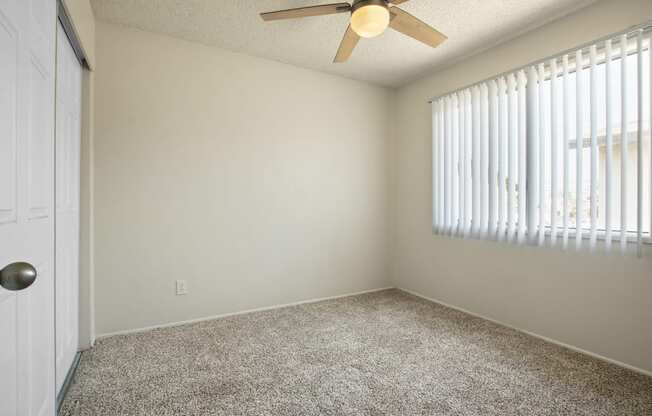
55, 22, 82, 394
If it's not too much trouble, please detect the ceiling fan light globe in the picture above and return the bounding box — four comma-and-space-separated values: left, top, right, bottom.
350, 4, 389, 38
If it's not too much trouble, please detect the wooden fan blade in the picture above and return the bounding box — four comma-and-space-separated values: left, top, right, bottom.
333, 25, 360, 63
389, 0, 411, 4
260, 3, 351, 21
389, 7, 447, 48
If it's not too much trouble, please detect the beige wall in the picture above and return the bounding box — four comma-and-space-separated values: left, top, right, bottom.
93, 22, 393, 335
392, 0, 652, 373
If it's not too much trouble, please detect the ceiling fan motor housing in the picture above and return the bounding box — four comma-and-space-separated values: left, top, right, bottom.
351, 0, 390, 13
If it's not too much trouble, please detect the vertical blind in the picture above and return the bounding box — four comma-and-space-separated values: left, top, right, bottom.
432, 26, 652, 255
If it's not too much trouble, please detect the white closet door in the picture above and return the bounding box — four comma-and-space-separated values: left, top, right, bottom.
0, 0, 57, 415
55, 22, 82, 394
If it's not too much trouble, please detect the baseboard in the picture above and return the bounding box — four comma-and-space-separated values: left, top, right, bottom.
98, 286, 395, 339
57, 351, 81, 414
398, 287, 652, 378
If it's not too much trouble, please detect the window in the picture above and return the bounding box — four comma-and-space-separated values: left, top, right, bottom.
431, 28, 651, 255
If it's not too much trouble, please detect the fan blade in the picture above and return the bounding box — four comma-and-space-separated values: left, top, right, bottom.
333, 25, 360, 63
389, 0, 411, 4
389, 7, 447, 48
260, 3, 351, 21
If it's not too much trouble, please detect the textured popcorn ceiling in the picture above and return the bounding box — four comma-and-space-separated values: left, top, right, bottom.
90, 0, 598, 87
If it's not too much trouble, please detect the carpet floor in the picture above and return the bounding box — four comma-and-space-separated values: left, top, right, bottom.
60, 289, 652, 415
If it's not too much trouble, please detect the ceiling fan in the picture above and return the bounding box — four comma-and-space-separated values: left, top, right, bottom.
260, 0, 447, 63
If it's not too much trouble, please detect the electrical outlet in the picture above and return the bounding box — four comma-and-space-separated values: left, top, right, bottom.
176, 280, 188, 295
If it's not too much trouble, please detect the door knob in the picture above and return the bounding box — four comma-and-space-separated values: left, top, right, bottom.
0, 262, 37, 291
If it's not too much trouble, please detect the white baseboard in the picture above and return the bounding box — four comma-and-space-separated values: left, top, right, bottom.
398, 287, 652, 378
97, 284, 651, 378
97, 286, 395, 339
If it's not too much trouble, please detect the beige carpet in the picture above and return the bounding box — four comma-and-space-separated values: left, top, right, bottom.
60, 289, 652, 415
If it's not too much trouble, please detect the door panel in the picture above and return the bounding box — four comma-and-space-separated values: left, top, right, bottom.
55, 21, 82, 393
27, 58, 51, 220
0, 9, 18, 225
0, 0, 56, 415
0, 293, 18, 416
0, 7, 20, 416
20, 263, 53, 416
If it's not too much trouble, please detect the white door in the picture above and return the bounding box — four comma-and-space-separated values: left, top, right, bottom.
55, 21, 82, 393
0, 0, 57, 415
